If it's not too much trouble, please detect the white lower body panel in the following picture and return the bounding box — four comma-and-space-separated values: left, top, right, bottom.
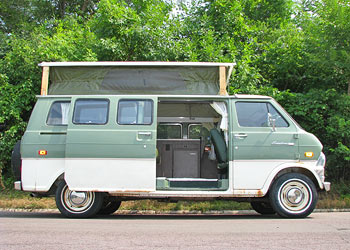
22, 158, 65, 192
65, 158, 156, 192
233, 160, 298, 190
20, 158, 321, 198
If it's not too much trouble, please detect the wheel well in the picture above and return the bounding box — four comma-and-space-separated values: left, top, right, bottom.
46, 174, 65, 195
271, 167, 320, 191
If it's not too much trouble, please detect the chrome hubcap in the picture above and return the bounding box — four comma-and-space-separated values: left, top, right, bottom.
287, 188, 303, 204
278, 179, 311, 213
70, 191, 87, 206
61, 185, 95, 213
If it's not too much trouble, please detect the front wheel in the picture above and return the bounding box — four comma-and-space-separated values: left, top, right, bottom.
269, 173, 318, 218
55, 181, 103, 218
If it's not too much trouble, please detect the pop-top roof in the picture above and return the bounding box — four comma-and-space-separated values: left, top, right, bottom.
39, 61, 235, 96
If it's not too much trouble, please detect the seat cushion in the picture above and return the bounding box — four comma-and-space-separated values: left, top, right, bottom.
210, 129, 227, 163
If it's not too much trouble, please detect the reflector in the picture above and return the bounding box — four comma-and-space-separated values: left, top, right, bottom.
38, 150, 47, 156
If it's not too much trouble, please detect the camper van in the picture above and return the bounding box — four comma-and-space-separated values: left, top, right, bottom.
12, 62, 330, 218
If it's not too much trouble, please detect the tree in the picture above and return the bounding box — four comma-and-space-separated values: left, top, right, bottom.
90, 0, 180, 61
0, 0, 100, 35
0, 0, 350, 185
298, 0, 350, 94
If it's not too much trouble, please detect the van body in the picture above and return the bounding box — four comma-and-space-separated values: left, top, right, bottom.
12, 62, 330, 218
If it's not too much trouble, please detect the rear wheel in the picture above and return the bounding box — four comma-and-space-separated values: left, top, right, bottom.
270, 173, 318, 218
251, 201, 275, 215
55, 181, 103, 218
98, 198, 121, 215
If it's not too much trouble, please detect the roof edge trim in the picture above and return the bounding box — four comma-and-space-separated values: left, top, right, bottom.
38, 61, 236, 67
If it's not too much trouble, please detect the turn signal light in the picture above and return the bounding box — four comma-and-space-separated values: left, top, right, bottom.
305, 152, 314, 158
38, 150, 47, 156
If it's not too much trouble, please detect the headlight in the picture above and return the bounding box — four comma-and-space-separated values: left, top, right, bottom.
316, 152, 326, 167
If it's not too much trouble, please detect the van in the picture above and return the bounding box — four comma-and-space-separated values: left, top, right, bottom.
12, 62, 330, 218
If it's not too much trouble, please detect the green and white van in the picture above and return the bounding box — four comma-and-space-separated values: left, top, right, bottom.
12, 62, 330, 218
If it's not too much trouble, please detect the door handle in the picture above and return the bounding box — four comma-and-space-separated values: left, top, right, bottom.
271, 141, 295, 146
234, 133, 248, 139
137, 131, 152, 141
138, 132, 152, 136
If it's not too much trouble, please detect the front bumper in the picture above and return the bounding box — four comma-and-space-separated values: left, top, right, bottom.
14, 181, 22, 191
323, 181, 331, 192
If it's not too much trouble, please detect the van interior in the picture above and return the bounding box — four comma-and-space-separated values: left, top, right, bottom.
156, 99, 229, 191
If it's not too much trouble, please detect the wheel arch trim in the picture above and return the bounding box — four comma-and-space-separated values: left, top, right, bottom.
262, 163, 323, 195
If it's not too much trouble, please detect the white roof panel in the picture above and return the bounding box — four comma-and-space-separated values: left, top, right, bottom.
38, 61, 235, 67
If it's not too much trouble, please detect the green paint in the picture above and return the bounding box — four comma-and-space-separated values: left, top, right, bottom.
21, 95, 323, 164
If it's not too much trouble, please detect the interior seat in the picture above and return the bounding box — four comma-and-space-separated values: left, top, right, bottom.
210, 128, 228, 170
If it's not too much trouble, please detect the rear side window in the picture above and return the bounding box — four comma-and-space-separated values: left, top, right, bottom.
157, 124, 182, 139
117, 100, 153, 125
188, 124, 210, 140
47, 101, 71, 125
235, 102, 288, 127
73, 99, 109, 125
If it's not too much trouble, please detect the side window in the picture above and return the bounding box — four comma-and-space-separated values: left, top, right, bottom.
267, 103, 289, 127
73, 99, 109, 125
157, 124, 182, 139
47, 101, 71, 125
188, 124, 210, 139
235, 102, 288, 127
117, 100, 153, 125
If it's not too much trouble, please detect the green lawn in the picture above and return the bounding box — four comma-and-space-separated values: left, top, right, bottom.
1, 187, 350, 211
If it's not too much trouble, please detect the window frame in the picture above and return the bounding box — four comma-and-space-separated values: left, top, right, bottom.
117, 99, 154, 125
235, 101, 289, 128
72, 98, 110, 125
188, 123, 203, 139
46, 101, 71, 126
157, 123, 183, 139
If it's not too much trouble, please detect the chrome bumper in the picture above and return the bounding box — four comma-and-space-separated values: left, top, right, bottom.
14, 181, 22, 190
323, 181, 331, 192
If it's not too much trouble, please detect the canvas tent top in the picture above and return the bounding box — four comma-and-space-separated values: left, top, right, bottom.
39, 61, 235, 96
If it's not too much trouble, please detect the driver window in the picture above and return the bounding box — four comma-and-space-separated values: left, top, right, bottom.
267, 103, 289, 127
235, 102, 288, 127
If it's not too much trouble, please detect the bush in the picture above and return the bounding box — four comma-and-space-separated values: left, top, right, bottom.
276, 89, 350, 182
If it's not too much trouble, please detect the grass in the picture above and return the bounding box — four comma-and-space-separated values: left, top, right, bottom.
119, 200, 252, 212
1, 188, 350, 211
0, 189, 251, 211
0, 189, 56, 209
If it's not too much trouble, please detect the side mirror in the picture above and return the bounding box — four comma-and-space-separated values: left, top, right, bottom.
268, 113, 276, 132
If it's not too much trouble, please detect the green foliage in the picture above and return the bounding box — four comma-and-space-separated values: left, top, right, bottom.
90, 0, 179, 61
0, 74, 33, 178
0, 0, 100, 35
274, 89, 350, 181
0, 0, 350, 185
297, 0, 350, 94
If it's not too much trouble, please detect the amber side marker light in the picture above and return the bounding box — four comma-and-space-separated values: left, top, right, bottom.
38, 150, 47, 156
305, 152, 314, 158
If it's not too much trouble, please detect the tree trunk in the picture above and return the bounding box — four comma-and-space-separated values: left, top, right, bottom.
81, 0, 89, 13
0, 169, 5, 190
59, 0, 66, 18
